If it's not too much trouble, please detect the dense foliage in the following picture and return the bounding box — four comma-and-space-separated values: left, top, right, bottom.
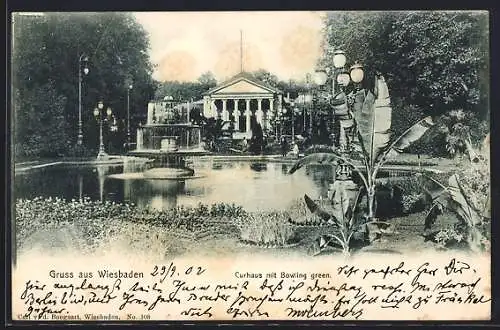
154, 71, 217, 101
13, 13, 156, 160
321, 11, 489, 154
423, 147, 490, 252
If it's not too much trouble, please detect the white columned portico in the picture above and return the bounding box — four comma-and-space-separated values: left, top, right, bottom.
234, 99, 239, 131
222, 99, 228, 121
245, 99, 251, 133
202, 73, 283, 137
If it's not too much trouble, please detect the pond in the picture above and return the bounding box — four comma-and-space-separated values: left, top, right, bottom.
14, 159, 334, 212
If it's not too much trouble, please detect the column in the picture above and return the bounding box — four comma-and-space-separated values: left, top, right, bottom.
211, 99, 217, 118
136, 128, 143, 150
203, 96, 210, 117
256, 98, 263, 126
222, 99, 228, 121
267, 97, 275, 130
245, 99, 251, 133
147, 102, 154, 124
234, 99, 239, 131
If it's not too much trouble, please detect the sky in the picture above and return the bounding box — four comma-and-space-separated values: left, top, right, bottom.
133, 11, 326, 83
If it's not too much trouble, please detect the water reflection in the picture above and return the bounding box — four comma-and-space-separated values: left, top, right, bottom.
250, 163, 267, 172
14, 160, 332, 212
281, 164, 289, 174
78, 174, 83, 201
211, 163, 223, 170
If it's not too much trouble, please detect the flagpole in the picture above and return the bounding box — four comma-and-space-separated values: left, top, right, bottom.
240, 30, 243, 72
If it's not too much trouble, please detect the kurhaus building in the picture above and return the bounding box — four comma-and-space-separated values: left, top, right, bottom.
202, 72, 283, 137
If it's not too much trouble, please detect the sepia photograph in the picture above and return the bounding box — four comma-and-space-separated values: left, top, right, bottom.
9, 10, 491, 322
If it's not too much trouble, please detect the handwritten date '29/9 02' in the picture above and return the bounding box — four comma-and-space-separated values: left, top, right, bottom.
16, 259, 490, 321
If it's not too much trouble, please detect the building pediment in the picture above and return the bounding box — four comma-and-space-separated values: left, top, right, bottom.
212, 79, 275, 95
204, 72, 282, 96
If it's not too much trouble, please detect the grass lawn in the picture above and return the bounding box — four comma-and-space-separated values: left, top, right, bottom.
166, 211, 460, 259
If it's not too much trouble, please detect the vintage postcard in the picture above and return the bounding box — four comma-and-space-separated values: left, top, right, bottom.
9, 10, 491, 322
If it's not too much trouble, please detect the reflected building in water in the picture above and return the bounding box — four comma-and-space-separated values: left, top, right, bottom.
15, 160, 327, 212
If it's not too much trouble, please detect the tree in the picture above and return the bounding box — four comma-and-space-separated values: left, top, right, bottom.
321, 11, 489, 142
12, 12, 156, 159
155, 72, 218, 103
388, 12, 488, 118
15, 81, 70, 158
249, 69, 280, 88
197, 71, 217, 88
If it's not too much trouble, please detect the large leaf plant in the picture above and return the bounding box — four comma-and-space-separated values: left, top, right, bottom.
288, 74, 435, 247
423, 140, 490, 252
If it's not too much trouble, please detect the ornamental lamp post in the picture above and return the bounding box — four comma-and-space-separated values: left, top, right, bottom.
337, 62, 364, 180
94, 101, 113, 160
77, 54, 89, 145
312, 70, 328, 140
290, 101, 295, 142
347, 62, 364, 146
332, 50, 347, 96
281, 107, 287, 139
305, 73, 312, 136
126, 80, 133, 147
300, 94, 306, 135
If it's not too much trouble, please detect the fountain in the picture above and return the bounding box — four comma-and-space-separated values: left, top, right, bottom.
128, 97, 210, 179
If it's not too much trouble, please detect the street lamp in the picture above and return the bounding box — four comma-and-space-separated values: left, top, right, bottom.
300, 94, 306, 134
77, 54, 89, 145
350, 63, 364, 87
332, 50, 347, 96
93, 101, 113, 160
290, 101, 295, 142
312, 70, 328, 141
305, 73, 312, 136
126, 80, 133, 147
333, 50, 347, 68
280, 107, 287, 138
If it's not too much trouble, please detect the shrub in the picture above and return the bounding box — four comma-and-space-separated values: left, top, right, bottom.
458, 159, 489, 214
287, 198, 309, 221
434, 225, 465, 249
424, 148, 490, 253
15, 197, 249, 253
401, 193, 426, 214
65, 144, 96, 158
236, 211, 295, 246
